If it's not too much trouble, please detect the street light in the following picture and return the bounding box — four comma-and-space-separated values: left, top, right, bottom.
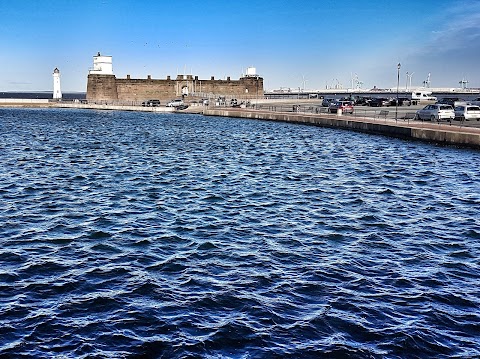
395, 63, 401, 122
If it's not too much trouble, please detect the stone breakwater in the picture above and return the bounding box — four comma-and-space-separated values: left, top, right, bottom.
204, 108, 480, 149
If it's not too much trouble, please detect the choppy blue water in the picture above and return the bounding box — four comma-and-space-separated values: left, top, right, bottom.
1, 108, 479, 358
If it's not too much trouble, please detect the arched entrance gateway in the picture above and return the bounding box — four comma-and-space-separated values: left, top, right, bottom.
175, 75, 193, 98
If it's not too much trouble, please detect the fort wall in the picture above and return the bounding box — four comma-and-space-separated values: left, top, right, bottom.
87, 74, 264, 102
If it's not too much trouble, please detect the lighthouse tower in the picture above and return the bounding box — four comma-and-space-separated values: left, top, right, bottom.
53, 68, 62, 100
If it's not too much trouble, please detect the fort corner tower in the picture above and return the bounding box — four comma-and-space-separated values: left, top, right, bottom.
86, 52, 117, 101
53, 68, 62, 100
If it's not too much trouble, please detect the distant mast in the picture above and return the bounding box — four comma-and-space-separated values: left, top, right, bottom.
53, 68, 62, 100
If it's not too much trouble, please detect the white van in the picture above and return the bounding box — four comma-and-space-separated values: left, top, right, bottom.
411, 90, 437, 102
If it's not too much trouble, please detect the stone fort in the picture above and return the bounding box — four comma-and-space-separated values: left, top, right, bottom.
86, 53, 264, 103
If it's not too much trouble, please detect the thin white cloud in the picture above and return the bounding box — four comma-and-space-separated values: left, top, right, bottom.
8, 81, 33, 85
398, 1, 480, 87
424, 2, 480, 52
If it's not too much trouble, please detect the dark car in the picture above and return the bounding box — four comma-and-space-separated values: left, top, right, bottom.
354, 97, 371, 106
142, 99, 161, 107
322, 98, 336, 107
369, 98, 389, 107
388, 98, 411, 106
437, 98, 463, 107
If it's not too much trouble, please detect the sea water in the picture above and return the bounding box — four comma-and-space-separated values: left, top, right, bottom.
1, 108, 479, 358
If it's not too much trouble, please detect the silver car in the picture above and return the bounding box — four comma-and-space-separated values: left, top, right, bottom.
415, 104, 455, 121
166, 99, 184, 107
454, 105, 480, 121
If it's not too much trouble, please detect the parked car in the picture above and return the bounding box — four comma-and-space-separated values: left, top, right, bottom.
454, 105, 480, 121
437, 98, 463, 107
166, 99, 184, 107
142, 99, 160, 107
353, 97, 371, 106
415, 104, 455, 121
322, 98, 335, 107
389, 97, 411, 106
216, 96, 227, 106
328, 101, 354, 114
369, 98, 389, 107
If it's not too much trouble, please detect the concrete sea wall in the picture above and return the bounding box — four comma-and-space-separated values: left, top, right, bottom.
204, 108, 480, 149
0, 99, 50, 104
55, 103, 175, 113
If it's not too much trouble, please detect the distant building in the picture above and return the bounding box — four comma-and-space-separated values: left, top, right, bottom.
53, 68, 62, 100
86, 53, 264, 103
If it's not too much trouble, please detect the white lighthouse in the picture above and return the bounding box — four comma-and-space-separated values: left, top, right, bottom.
53, 67, 62, 100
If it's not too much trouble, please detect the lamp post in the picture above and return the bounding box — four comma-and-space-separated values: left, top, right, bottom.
256, 75, 259, 109
395, 63, 401, 122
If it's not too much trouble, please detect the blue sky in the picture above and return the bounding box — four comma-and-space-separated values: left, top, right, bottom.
1, 0, 479, 92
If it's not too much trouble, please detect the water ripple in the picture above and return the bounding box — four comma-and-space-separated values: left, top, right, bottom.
0, 108, 479, 358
